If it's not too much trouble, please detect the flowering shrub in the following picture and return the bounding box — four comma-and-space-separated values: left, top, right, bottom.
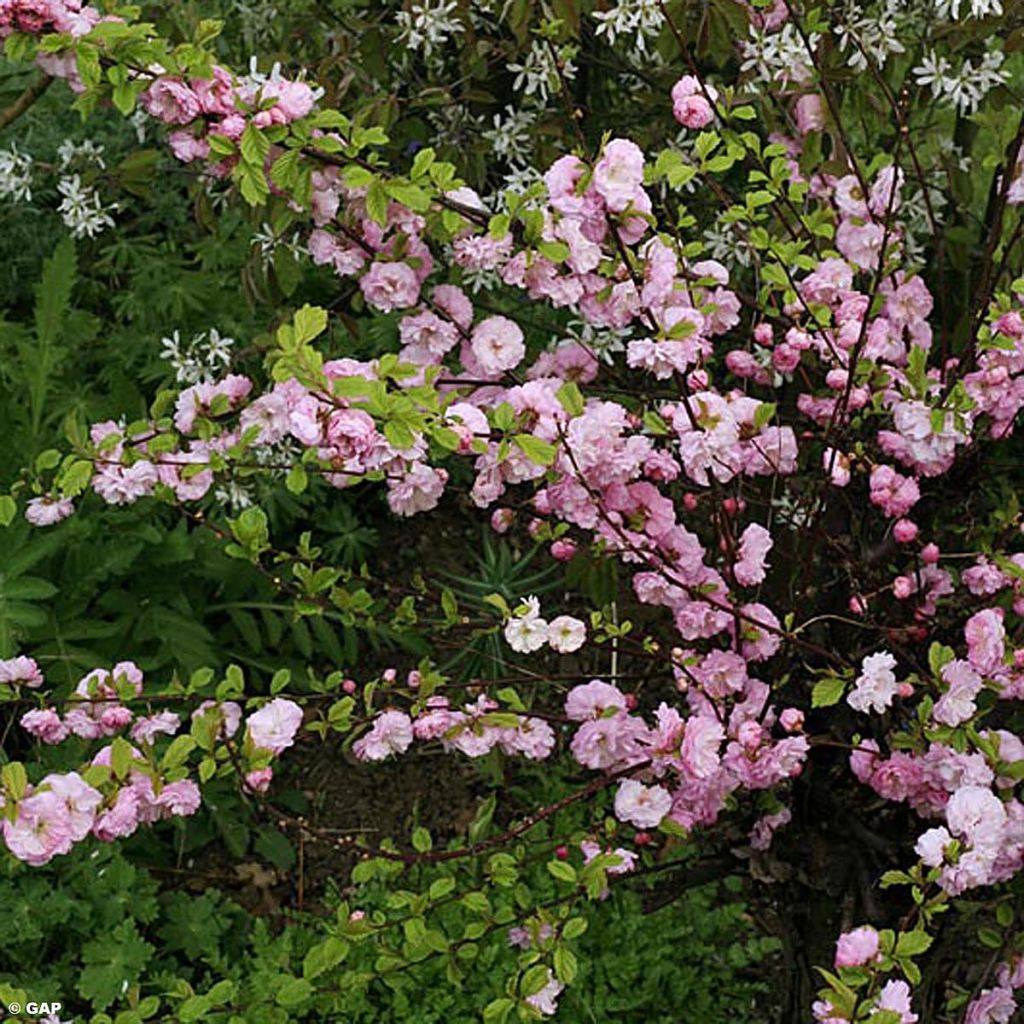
4, 0, 1024, 1020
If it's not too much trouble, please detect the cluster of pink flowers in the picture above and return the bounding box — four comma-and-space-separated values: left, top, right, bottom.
962, 958, 1024, 1024
1, 757, 200, 867
352, 694, 555, 763
4, 653, 304, 864
0, 0, 97, 40
14, 7, 1024, 1017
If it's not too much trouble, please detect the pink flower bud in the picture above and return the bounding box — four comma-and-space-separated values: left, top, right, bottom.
780, 708, 804, 732
849, 595, 867, 615
893, 519, 919, 543
550, 538, 577, 561
682, 493, 698, 511
555, 845, 569, 860
342, 679, 357, 695
634, 831, 652, 846
490, 508, 515, 534
722, 497, 738, 516
921, 543, 940, 565
893, 576, 913, 600
897, 682, 914, 698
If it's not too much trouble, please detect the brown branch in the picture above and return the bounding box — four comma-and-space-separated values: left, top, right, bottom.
0, 74, 52, 133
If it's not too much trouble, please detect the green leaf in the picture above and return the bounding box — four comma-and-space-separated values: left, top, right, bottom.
811, 676, 845, 708
895, 930, 932, 957
482, 998, 514, 1024
286, 463, 308, 494
547, 860, 577, 884
303, 937, 349, 980
1, 762, 27, 800
294, 304, 328, 344
366, 179, 389, 226
520, 964, 551, 997
275, 976, 313, 1008
161, 735, 196, 772
554, 945, 578, 984
0, 496, 16, 527
78, 921, 154, 1010
512, 435, 557, 466
556, 381, 585, 417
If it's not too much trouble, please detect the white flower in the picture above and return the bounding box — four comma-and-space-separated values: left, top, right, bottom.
160, 327, 236, 384
847, 651, 899, 715
506, 40, 576, 105
547, 615, 586, 654
483, 106, 537, 167
395, 0, 465, 59
739, 24, 817, 86
57, 138, 106, 169
504, 596, 549, 654
915, 825, 953, 866
56, 174, 116, 239
0, 142, 34, 202
935, 0, 1003, 18
504, 616, 549, 653
614, 779, 673, 828
592, 0, 664, 55
525, 968, 564, 1016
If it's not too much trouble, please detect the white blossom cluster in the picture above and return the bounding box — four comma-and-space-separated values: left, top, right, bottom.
506, 39, 577, 105
160, 328, 236, 385
251, 222, 306, 268
913, 50, 1008, 114
56, 174, 117, 239
592, 0, 664, 59
0, 143, 34, 202
739, 24, 818, 86
395, 0, 465, 61
1, 137, 117, 239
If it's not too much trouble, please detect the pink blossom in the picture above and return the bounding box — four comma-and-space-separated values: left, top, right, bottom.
246, 698, 304, 755
387, 464, 447, 516
470, 316, 525, 376
244, 768, 274, 793
733, 522, 773, 586
20, 708, 69, 744
565, 680, 627, 721
359, 261, 420, 312
681, 714, 724, 779
0, 655, 43, 687
794, 93, 825, 134
874, 979, 918, 1023
834, 925, 880, 967
966, 608, 1006, 676
353, 709, 414, 761
25, 495, 74, 526
964, 988, 1017, 1024
671, 76, 717, 129
848, 651, 899, 715
2, 790, 74, 865
592, 139, 645, 213
142, 78, 201, 125
614, 779, 672, 828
